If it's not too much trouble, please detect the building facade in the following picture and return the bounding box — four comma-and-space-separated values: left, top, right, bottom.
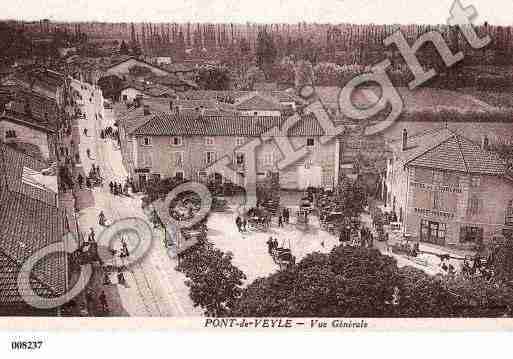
125, 111, 340, 191
385, 128, 513, 248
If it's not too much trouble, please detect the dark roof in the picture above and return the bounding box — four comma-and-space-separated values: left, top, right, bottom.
0, 145, 66, 308
235, 93, 284, 111
121, 82, 175, 98
391, 128, 508, 175
1, 109, 57, 133
133, 112, 330, 137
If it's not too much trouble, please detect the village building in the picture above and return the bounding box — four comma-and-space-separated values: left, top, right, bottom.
120, 106, 340, 191
385, 127, 513, 249
234, 92, 287, 117
120, 82, 175, 102
0, 144, 67, 315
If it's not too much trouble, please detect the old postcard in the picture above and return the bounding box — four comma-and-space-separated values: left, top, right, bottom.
1, 0, 513, 340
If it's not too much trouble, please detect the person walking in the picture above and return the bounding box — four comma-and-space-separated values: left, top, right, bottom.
77, 173, 84, 189
278, 214, 283, 228
83, 128, 88, 136
266, 237, 274, 255
109, 181, 113, 193
98, 211, 106, 226
242, 217, 247, 232
88, 228, 95, 242
235, 216, 242, 232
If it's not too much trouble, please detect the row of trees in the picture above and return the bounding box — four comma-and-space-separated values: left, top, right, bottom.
232, 246, 513, 317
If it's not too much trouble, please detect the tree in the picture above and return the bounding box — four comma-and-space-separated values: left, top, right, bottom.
177, 245, 246, 316
294, 60, 315, 90
196, 65, 231, 90
119, 40, 130, 55
232, 246, 400, 317
490, 236, 513, 285
238, 66, 266, 90
255, 30, 277, 78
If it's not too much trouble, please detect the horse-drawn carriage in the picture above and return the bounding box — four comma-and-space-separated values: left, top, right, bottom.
270, 239, 296, 269
246, 207, 272, 231
211, 196, 228, 212
320, 211, 344, 234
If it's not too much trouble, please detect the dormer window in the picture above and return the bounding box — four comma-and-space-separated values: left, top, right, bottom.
205, 137, 215, 146
307, 138, 315, 147
143, 137, 152, 146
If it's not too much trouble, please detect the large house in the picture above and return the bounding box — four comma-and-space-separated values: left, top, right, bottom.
120, 104, 341, 191
385, 127, 513, 248
0, 144, 68, 315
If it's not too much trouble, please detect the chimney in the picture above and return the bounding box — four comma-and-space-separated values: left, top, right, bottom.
402, 129, 408, 151
143, 104, 150, 116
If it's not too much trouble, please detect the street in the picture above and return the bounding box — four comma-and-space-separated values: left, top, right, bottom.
70, 79, 200, 317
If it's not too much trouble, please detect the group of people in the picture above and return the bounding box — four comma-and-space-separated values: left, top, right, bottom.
235, 215, 248, 232
100, 126, 119, 144
109, 181, 128, 196
277, 207, 290, 227
266, 237, 280, 255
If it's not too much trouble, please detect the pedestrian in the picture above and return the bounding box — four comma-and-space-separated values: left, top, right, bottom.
278, 214, 283, 227
77, 173, 84, 189
99, 291, 108, 312
117, 183, 122, 195
83, 128, 88, 136
121, 237, 129, 258
98, 211, 106, 226
88, 227, 95, 242
86, 177, 91, 189
235, 216, 242, 232
266, 237, 273, 255
242, 217, 247, 232
109, 181, 113, 193
86, 148, 91, 158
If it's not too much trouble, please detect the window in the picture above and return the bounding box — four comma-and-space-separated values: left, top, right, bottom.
205, 151, 216, 165
175, 171, 184, 180
236, 137, 245, 147
171, 136, 182, 146
5, 130, 16, 138
172, 151, 184, 167
467, 195, 480, 216
433, 170, 444, 184
143, 137, 152, 146
142, 152, 153, 167
263, 153, 274, 166
253, 111, 258, 116
506, 200, 513, 225
235, 152, 245, 165
122, 95, 127, 101
205, 137, 214, 146
307, 138, 315, 147
460, 226, 483, 243
470, 176, 480, 187
433, 192, 441, 210
152, 174, 161, 183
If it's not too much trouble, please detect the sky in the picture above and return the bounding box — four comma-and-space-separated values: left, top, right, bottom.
3, 0, 512, 25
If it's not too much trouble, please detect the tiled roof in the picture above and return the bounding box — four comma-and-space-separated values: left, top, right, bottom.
0, 144, 56, 206
0, 146, 66, 308
0, 188, 67, 307
121, 82, 175, 98
133, 112, 329, 137
392, 127, 508, 175
235, 93, 284, 111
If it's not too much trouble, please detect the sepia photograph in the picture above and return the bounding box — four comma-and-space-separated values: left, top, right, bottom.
1, 0, 513, 345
